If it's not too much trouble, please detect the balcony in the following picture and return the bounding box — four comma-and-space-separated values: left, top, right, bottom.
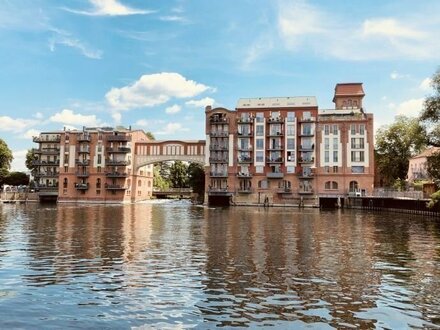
33, 136, 61, 143
78, 135, 91, 142
209, 145, 228, 151
106, 147, 131, 153
237, 117, 253, 124
267, 145, 284, 151
266, 157, 283, 164
210, 131, 229, 137
237, 131, 252, 137
39, 147, 60, 155
267, 172, 284, 179
75, 183, 89, 190
237, 172, 252, 178
105, 172, 128, 178
298, 158, 314, 164
298, 173, 314, 179
237, 157, 252, 163
107, 135, 131, 142
298, 117, 316, 122
210, 172, 228, 177
268, 117, 283, 123
277, 188, 292, 194
76, 159, 90, 166
106, 159, 130, 166
78, 147, 90, 154
32, 160, 60, 166
237, 188, 253, 194
299, 131, 314, 137
76, 172, 90, 178
208, 187, 232, 196
237, 146, 252, 151
209, 157, 228, 164
299, 145, 314, 152
34, 172, 59, 178
209, 117, 229, 124
105, 184, 127, 190
298, 189, 314, 195
268, 131, 284, 137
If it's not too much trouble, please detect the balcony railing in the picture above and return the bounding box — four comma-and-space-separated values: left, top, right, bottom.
209, 157, 229, 163
298, 117, 316, 122
76, 159, 90, 166
78, 147, 90, 153
268, 117, 283, 123
33, 136, 61, 143
299, 131, 314, 137
106, 147, 131, 153
237, 118, 253, 123
207, 187, 232, 196
267, 145, 284, 151
210, 172, 228, 177
105, 184, 127, 190
299, 145, 314, 151
266, 157, 283, 163
267, 172, 284, 178
209, 131, 229, 137
209, 145, 228, 151
107, 135, 131, 142
105, 172, 128, 178
78, 135, 91, 142
34, 172, 59, 178
237, 188, 253, 194
298, 173, 314, 179
298, 189, 314, 195
268, 131, 284, 137
75, 183, 89, 190
277, 188, 292, 194
237, 172, 252, 178
76, 172, 90, 178
237, 157, 252, 163
237, 146, 252, 151
298, 158, 314, 164
209, 117, 229, 124
106, 160, 130, 166
237, 131, 252, 136
32, 160, 60, 166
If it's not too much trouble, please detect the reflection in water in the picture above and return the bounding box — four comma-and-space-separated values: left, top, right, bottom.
0, 202, 439, 328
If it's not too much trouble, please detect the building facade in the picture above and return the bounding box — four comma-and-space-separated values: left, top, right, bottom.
205, 83, 374, 206
407, 147, 440, 182
32, 127, 153, 203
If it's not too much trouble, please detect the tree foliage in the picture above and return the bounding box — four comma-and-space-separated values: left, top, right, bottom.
25, 149, 38, 175
169, 161, 188, 188
4, 172, 29, 186
153, 164, 170, 190
420, 68, 440, 146
145, 131, 155, 140
187, 163, 205, 198
426, 152, 440, 184
0, 139, 13, 170
375, 115, 426, 185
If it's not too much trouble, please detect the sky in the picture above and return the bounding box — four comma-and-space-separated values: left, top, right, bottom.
0, 0, 439, 171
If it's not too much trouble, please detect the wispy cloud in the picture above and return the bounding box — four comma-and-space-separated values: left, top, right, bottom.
165, 104, 182, 114
49, 32, 103, 59
390, 71, 410, 80
160, 15, 188, 23
0, 116, 37, 132
155, 122, 189, 135
396, 98, 425, 117
185, 97, 215, 108
63, 0, 155, 16
420, 77, 433, 92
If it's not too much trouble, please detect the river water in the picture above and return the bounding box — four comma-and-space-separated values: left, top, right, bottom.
0, 201, 439, 329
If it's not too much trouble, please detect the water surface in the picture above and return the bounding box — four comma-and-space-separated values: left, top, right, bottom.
0, 201, 439, 328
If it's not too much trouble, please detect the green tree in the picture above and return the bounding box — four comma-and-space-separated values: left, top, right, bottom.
0, 138, 13, 170
145, 131, 155, 140
25, 149, 38, 175
427, 152, 440, 183
153, 164, 170, 190
4, 172, 29, 186
187, 162, 205, 199
169, 161, 188, 188
0, 168, 9, 187
419, 68, 440, 146
375, 115, 426, 185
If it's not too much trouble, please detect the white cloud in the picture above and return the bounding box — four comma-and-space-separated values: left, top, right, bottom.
155, 122, 189, 135
10, 149, 28, 172
185, 97, 215, 108
160, 15, 187, 23
22, 129, 41, 140
388, 103, 396, 109
420, 77, 433, 91
33, 112, 44, 119
390, 71, 409, 80
112, 112, 122, 124
165, 104, 181, 114
135, 119, 149, 127
63, 0, 154, 16
396, 98, 424, 117
49, 109, 101, 126
49, 34, 102, 59
106, 72, 211, 110
0, 116, 36, 132
274, 0, 440, 61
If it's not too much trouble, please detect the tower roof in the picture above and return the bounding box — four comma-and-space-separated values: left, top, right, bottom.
333, 83, 365, 102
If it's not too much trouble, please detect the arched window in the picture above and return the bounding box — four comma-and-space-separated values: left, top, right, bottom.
63, 178, 68, 188
325, 181, 331, 190
343, 101, 347, 107
148, 180, 151, 187
349, 181, 358, 192
278, 180, 291, 189
332, 181, 338, 189
325, 181, 338, 190
96, 178, 101, 189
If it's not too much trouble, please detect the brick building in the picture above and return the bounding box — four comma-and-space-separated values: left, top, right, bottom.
205, 83, 374, 206
32, 127, 153, 203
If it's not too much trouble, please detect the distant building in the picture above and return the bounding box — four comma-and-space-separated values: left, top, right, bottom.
32, 127, 153, 203
205, 83, 374, 206
407, 147, 440, 182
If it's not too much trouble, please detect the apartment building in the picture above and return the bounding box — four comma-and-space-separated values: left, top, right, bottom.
32, 127, 153, 203
205, 83, 374, 206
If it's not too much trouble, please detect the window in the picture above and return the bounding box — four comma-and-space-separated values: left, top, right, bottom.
303, 111, 311, 120
287, 138, 295, 149
333, 166, 338, 173
353, 100, 358, 108
256, 125, 264, 136
138, 180, 142, 187
287, 124, 295, 136
256, 166, 264, 173
98, 143, 102, 152
256, 138, 264, 150
325, 181, 338, 190
302, 123, 312, 135
333, 151, 338, 162
63, 178, 68, 189
351, 151, 365, 162
349, 181, 359, 192
332, 125, 338, 135
287, 166, 295, 173
332, 181, 338, 189
256, 113, 264, 123
348, 99, 352, 107
351, 138, 365, 149
352, 166, 365, 173
350, 124, 356, 135
258, 180, 269, 189
324, 166, 330, 173
325, 151, 329, 162
256, 151, 264, 162
64, 166, 68, 173
287, 112, 295, 122
333, 138, 338, 150
287, 151, 295, 162
97, 166, 101, 173
325, 181, 330, 189
324, 138, 329, 150
96, 190, 100, 195
324, 125, 329, 135
97, 154, 102, 164
359, 124, 365, 135
96, 178, 101, 189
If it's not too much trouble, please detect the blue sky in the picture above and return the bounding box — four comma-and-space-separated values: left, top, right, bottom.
1, 0, 439, 171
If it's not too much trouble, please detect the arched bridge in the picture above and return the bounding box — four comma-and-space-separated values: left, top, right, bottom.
134, 140, 206, 169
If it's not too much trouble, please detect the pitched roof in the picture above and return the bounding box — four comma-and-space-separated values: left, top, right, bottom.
333, 83, 365, 102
